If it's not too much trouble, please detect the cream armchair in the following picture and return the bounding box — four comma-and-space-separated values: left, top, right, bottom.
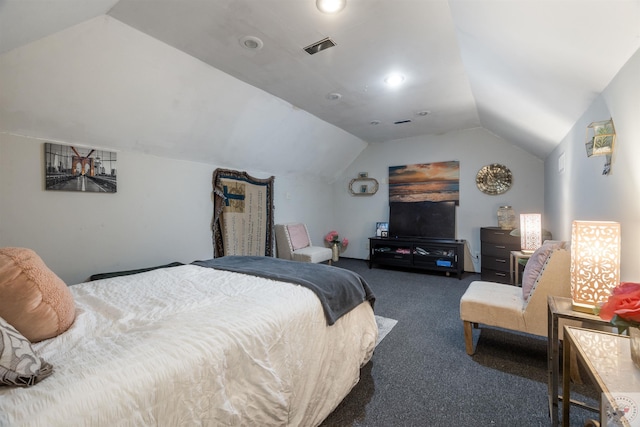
275, 223, 333, 264
459, 244, 570, 355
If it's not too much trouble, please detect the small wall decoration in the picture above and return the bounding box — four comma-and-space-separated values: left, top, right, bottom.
389, 161, 459, 204
475, 164, 512, 195
585, 118, 616, 175
348, 175, 379, 196
44, 143, 117, 193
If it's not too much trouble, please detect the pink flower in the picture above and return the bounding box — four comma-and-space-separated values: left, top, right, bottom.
325, 231, 348, 251
325, 231, 339, 243
599, 282, 640, 324
613, 282, 640, 295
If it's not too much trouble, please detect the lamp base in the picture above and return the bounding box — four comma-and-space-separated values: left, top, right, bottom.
571, 301, 597, 314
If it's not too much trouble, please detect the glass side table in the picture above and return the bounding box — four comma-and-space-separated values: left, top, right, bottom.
562, 326, 640, 427
547, 295, 614, 426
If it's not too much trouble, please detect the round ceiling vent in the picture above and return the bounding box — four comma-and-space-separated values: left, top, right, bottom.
239, 36, 264, 50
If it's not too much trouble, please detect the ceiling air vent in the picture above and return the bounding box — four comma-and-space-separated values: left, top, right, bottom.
394, 119, 412, 125
304, 37, 336, 55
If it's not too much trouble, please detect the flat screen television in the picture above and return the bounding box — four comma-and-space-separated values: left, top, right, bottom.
388, 201, 456, 239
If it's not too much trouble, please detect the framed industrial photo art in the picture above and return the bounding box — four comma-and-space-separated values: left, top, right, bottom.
44, 143, 117, 193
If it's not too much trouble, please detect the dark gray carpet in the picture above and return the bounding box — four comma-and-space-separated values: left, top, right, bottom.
320, 258, 599, 427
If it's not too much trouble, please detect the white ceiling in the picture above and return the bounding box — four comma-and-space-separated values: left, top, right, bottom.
1, 0, 639, 161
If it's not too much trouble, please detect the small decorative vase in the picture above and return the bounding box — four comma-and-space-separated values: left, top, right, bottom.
630, 327, 640, 369
497, 205, 516, 230
331, 242, 340, 262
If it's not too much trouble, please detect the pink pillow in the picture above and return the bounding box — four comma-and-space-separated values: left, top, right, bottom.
0, 247, 75, 342
522, 241, 564, 301
287, 224, 310, 250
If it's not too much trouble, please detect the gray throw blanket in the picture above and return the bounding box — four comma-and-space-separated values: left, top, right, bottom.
192, 256, 375, 325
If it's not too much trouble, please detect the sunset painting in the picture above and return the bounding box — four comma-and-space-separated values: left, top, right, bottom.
388, 161, 459, 204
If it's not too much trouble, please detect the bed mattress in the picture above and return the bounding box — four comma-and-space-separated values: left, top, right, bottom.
0, 264, 377, 426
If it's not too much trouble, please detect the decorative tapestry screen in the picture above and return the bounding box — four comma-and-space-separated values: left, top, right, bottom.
211, 168, 275, 257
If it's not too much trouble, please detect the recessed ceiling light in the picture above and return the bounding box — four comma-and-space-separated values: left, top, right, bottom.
384, 73, 405, 87
415, 110, 431, 117
370, 120, 381, 125
326, 92, 342, 100
239, 36, 264, 50
316, 0, 346, 14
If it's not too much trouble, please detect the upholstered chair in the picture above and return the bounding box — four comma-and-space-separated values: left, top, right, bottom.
459, 241, 571, 355
274, 223, 333, 264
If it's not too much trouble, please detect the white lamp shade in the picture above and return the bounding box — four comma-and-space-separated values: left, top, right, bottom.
520, 213, 542, 253
570, 220, 621, 312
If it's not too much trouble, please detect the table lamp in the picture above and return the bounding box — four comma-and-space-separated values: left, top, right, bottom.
570, 220, 621, 313
520, 213, 542, 254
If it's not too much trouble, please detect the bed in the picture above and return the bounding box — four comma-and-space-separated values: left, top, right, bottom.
0, 252, 377, 426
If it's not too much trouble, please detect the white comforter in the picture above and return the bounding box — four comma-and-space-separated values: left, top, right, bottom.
0, 264, 377, 426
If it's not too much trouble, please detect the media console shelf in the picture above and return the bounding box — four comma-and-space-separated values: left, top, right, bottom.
368, 237, 465, 279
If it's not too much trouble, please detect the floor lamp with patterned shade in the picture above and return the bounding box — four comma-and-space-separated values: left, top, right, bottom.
570, 220, 621, 313
520, 213, 542, 254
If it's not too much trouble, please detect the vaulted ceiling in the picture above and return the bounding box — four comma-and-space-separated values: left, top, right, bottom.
1, 0, 639, 177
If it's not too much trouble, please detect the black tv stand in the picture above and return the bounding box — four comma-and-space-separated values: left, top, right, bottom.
368, 236, 465, 279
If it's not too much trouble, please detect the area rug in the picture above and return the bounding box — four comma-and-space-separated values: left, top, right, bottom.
375, 315, 398, 346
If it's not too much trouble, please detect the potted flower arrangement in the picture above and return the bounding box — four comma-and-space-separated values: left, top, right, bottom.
325, 231, 348, 262
597, 282, 640, 368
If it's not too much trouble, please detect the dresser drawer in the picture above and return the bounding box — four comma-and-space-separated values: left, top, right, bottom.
481, 227, 517, 243
481, 269, 511, 284
481, 241, 521, 257
481, 255, 510, 272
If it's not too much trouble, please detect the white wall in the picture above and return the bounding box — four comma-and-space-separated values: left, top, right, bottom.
273, 172, 335, 250
545, 47, 640, 281
0, 16, 367, 183
0, 133, 332, 284
332, 127, 545, 272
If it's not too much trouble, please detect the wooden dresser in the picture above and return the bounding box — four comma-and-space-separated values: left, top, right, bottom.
480, 227, 520, 284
